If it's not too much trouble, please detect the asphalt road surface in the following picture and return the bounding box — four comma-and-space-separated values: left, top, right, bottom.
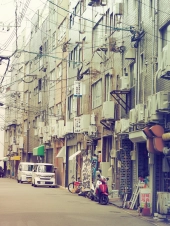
0, 178, 162, 226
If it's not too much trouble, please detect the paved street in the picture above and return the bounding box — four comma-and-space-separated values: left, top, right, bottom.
0, 178, 168, 226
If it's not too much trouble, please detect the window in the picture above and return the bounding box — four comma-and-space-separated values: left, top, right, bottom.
77, 96, 83, 115
38, 79, 42, 91
92, 79, 102, 109
105, 74, 111, 101
52, 32, 56, 49
56, 103, 62, 119
129, 63, 135, 87
50, 70, 55, 86
58, 18, 66, 42
37, 165, 54, 173
149, 0, 152, 17
105, 9, 110, 36
57, 63, 62, 80
161, 26, 168, 49
93, 17, 104, 50
73, 45, 79, 68
69, 51, 73, 67
68, 95, 76, 119
110, 13, 113, 35
44, 40, 48, 54
75, 2, 80, 15
70, 15, 73, 29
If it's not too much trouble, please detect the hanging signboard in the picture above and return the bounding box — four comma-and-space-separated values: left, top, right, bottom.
74, 117, 81, 133
74, 81, 82, 97
82, 154, 91, 189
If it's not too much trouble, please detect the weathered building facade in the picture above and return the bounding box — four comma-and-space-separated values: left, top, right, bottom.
3, 0, 170, 215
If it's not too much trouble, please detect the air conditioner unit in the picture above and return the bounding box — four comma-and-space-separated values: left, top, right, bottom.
102, 101, 115, 119
157, 192, 170, 215
129, 108, 136, 124
114, 120, 121, 134
120, 118, 129, 133
80, 115, 91, 133
88, 125, 97, 137
161, 38, 170, 79
129, 130, 147, 143
130, 150, 136, 160
136, 104, 145, 123
115, 3, 123, 15
149, 94, 163, 121
120, 76, 130, 90
88, 0, 101, 6
101, 0, 107, 6
156, 91, 170, 111
65, 121, 73, 134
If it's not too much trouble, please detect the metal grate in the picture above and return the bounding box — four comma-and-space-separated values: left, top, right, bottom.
120, 139, 132, 195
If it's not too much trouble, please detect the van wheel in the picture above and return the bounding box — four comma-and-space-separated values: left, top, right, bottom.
17, 179, 20, 183
34, 181, 37, 187
20, 179, 23, 184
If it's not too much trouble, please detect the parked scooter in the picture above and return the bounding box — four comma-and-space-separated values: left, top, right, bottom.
90, 177, 109, 205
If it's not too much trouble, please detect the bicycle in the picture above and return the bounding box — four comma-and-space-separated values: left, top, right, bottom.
68, 175, 82, 194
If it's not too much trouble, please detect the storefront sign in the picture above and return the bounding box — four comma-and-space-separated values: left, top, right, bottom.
74, 117, 81, 133
74, 81, 82, 96
140, 188, 151, 208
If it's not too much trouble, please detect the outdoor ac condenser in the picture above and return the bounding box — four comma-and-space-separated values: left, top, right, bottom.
157, 192, 170, 215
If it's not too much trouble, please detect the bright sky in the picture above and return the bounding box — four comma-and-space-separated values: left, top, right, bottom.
0, 0, 46, 159
0, 0, 45, 55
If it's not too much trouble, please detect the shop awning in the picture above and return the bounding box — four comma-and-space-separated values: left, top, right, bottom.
69, 150, 81, 161
56, 146, 65, 158
33, 145, 45, 156
11, 156, 21, 161
0, 157, 9, 162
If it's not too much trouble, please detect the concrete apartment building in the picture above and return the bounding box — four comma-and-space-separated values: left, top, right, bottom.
3, 0, 170, 215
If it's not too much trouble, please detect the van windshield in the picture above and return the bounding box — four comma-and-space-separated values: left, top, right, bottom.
22, 165, 34, 171
37, 165, 54, 173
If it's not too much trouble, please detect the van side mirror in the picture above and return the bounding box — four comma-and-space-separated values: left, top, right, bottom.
33, 169, 36, 172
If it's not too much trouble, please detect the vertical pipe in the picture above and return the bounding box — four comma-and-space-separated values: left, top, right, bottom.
136, 0, 141, 105
65, 138, 68, 187
152, 0, 156, 94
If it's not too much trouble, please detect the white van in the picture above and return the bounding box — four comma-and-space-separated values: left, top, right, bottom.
17, 162, 34, 183
32, 163, 56, 188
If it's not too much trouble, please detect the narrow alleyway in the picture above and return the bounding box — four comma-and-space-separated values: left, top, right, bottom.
0, 178, 168, 226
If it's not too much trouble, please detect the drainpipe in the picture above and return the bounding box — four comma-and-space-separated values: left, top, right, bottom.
65, 138, 68, 187
136, 0, 141, 105
151, 0, 156, 95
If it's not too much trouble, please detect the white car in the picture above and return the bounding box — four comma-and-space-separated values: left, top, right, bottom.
17, 162, 34, 183
32, 163, 56, 188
